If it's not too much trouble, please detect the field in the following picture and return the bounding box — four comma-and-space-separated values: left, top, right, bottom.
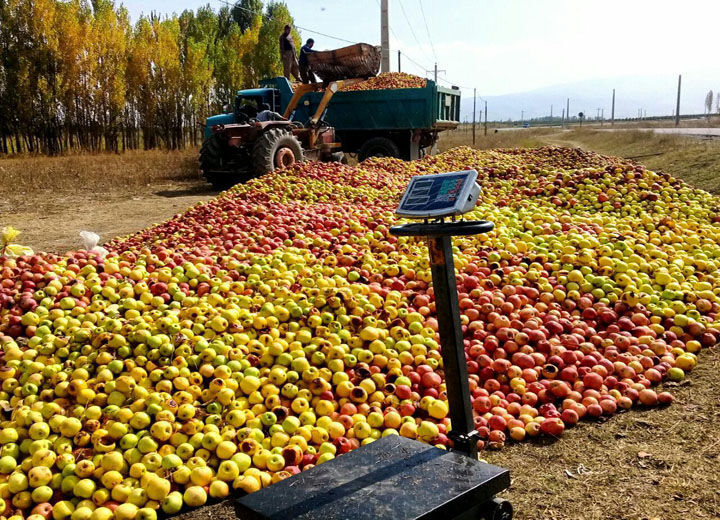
0, 150, 214, 252
2, 133, 720, 520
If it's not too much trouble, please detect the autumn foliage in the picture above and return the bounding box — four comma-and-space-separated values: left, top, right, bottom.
0, 0, 299, 155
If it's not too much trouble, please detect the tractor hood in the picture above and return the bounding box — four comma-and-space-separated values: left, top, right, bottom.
204, 113, 236, 140
237, 88, 274, 97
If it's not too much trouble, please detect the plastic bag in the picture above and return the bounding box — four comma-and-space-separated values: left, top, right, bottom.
1, 226, 32, 258
79, 231, 109, 258
3, 244, 34, 258
1, 226, 20, 245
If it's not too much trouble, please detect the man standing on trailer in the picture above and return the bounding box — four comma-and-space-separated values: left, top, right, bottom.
299, 38, 317, 84
279, 24, 300, 82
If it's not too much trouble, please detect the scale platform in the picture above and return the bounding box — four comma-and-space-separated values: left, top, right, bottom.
236, 435, 511, 520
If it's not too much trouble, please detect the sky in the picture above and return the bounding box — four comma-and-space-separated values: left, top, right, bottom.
120, 0, 720, 113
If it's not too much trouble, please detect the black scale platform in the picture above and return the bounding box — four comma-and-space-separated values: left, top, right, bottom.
236, 435, 511, 520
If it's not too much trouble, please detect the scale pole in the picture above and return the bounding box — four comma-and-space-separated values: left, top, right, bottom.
427, 235, 477, 459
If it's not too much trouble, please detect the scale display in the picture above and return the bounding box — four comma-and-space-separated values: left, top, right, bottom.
396, 170, 481, 218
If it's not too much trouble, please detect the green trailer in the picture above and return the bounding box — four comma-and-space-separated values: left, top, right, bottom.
259, 76, 461, 160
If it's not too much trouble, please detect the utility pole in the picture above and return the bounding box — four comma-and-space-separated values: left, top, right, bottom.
472, 88, 477, 146
566, 98, 570, 127
520, 110, 524, 123
550, 104, 553, 119
425, 63, 446, 83
380, 0, 390, 73
675, 74, 681, 127
601, 108, 604, 126
484, 100, 488, 136
397, 50, 401, 72
611, 88, 615, 126
561, 108, 565, 128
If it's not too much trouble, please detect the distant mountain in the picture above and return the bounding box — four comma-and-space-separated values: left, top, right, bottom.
460, 72, 720, 122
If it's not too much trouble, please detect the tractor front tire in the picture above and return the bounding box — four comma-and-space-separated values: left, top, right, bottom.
252, 128, 304, 178
357, 137, 400, 162
199, 134, 237, 190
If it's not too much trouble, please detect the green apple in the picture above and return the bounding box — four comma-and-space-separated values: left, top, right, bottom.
161, 491, 183, 514
0, 455, 17, 474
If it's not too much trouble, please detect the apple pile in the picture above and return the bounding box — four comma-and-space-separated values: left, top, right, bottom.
0, 145, 719, 519
341, 72, 427, 92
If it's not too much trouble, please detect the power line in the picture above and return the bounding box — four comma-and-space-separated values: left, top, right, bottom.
295, 26, 356, 44
217, 0, 357, 44
374, 0, 431, 74
219, 0, 441, 80
418, 0, 439, 63
398, 0, 433, 63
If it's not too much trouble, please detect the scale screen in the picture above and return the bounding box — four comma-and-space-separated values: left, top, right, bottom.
396, 170, 480, 218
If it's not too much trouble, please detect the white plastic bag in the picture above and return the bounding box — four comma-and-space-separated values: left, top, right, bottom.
80, 231, 109, 258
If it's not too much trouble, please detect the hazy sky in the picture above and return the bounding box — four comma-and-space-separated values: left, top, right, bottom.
120, 0, 720, 97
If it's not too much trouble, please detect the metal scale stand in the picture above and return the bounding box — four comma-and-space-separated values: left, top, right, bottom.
237, 170, 512, 520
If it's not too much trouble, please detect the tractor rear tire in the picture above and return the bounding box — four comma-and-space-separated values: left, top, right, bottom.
199, 134, 238, 190
252, 128, 304, 178
358, 137, 400, 162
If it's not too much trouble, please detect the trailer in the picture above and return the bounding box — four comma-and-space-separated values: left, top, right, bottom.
261, 76, 461, 161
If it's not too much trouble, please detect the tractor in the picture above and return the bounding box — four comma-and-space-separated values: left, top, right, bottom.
199, 80, 357, 189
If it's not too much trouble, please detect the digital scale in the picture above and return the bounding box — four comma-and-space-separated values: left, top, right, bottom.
396, 170, 482, 218
236, 170, 512, 520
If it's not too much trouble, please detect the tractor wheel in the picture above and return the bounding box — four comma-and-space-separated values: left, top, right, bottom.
252, 128, 304, 178
199, 134, 239, 190
357, 137, 400, 162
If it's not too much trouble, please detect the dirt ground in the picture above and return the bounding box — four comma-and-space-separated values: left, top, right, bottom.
2, 180, 216, 253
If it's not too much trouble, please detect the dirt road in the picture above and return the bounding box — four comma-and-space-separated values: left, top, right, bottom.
3, 179, 216, 253
601, 127, 720, 138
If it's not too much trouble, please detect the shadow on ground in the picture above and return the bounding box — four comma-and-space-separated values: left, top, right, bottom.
155, 185, 219, 198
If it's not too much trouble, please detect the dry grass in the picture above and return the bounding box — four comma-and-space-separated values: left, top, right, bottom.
438, 127, 555, 151
0, 148, 200, 194
603, 115, 720, 129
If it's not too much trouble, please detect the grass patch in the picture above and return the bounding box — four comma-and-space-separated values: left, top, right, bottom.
438, 127, 556, 151
0, 148, 200, 195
